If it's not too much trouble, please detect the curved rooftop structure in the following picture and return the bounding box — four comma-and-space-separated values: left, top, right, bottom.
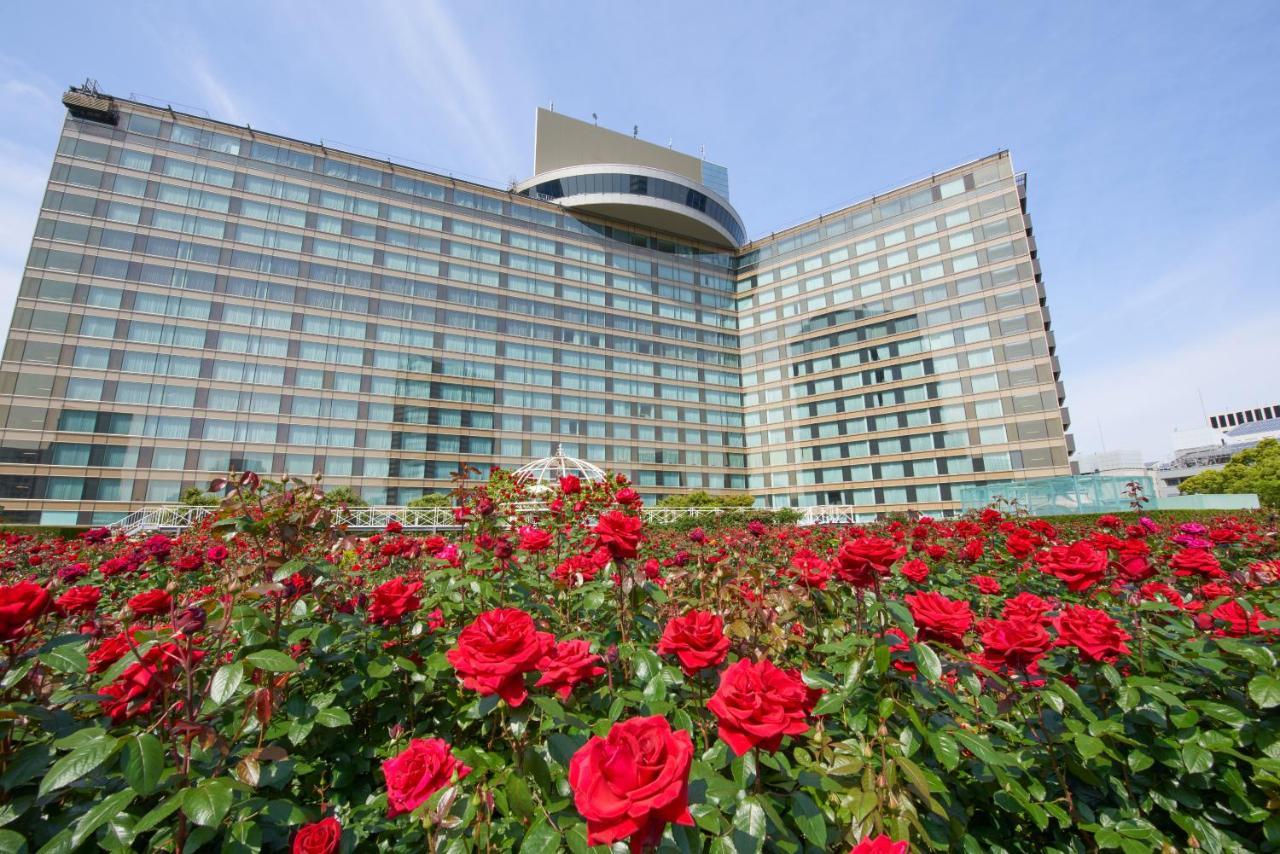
512, 445, 608, 487
516, 109, 746, 249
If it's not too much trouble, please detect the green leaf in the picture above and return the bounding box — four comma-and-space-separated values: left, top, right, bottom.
314, 707, 352, 728
71, 788, 136, 849
1075, 734, 1105, 759
120, 733, 165, 797
0, 829, 27, 854
731, 796, 766, 854
37, 642, 88, 675
131, 792, 184, 834
930, 731, 960, 771
1248, 674, 1280, 709
0, 744, 50, 792
1182, 743, 1213, 774
912, 643, 941, 682
790, 791, 828, 847
209, 662, 244, 706
244, 649, 299, 672
520, 818, 561, 854
38, 734, 120, 797
183, 779, 234, 827
505, 776, 535, 820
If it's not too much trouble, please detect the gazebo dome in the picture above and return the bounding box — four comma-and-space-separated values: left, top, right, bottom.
512, 445, 607, 489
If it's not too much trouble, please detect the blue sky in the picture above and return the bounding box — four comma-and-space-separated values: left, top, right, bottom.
1, 2, 1277, 459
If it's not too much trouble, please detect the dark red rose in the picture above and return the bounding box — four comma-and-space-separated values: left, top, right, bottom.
292, 817, 341, 854
55, 585, 101, 616
384, 520, 403, 534
569, 715, 693, 850
1117, 555, 1156, 582
1040, 541, 1109, 592
706, 658, 813, 754
382, 738, 471, 818
446, 608, 553, 707
101, 642, 202, 723
836, 537, 905, 587
535, 638, 605, 700
1001, 592, 1053, 623
127, 588, 172, 617
559, 475, 581, 495
657, 610, 730, 676
88, 628, 142, 673
1196, 600, 1264, 637
973, 575, 1001, 595
1053, 605, 1132, 662
850, 837, 909, 854
614, 487, 640, 506
0, 581, 52, 642
594, 511, 643, 560
368, 577, 423, 626
905, 591, 973, 648
205, 544, 229, 563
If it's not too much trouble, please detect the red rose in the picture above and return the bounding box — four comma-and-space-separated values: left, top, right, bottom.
569, 715, 693, 850
446, 608, 553, 707
1040, 542, 1108, 592
706, 658, 814, 754
1197, 600, 1264, 637
657, 610, 730, 676
594, 511, 643, 560
559, 475, 581, 495
905, 591, 973, 648
55, 585, 101, 616
292, 817, 341, 854
89, 628, 142, 673
101, 642, 202, 723
1169, 549, 1226, 579
1001, 592, 1053, 623
368, 577, 423, 626
975, 617, 1052, 672
1053, 605, 1132, 662
205, 544, 229, 563
836, 537, 905, 587
127, 588, 172, 617
1117, 555, 1156, 582
972, 575, 1001, 595
899, 559, 929, 584
518, 526, 553, 553
614, 487, 640, 506
535, 638, 605, 700
382, 738, 471, 818
0, 581, 52, 642
850, 837, 909, 854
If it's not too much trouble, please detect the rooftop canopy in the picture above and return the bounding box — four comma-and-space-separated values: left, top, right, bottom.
512, 445, 607, 487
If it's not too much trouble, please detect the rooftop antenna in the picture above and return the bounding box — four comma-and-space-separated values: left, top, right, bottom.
549, 100, 555, 112
633, 125, 638, 139
699, 144, 706, 160
592, 112, 598, 125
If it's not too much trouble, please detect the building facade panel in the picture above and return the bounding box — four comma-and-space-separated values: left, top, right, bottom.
0, 89, 1071, 525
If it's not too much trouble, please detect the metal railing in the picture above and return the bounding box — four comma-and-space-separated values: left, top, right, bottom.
112, 503, 870, 537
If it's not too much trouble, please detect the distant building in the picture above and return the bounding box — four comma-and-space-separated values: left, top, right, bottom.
1072, 449, 1148, 479
1153, 402, 1280, 496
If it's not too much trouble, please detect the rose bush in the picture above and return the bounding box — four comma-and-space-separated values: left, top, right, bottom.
0, 468, 1277, 852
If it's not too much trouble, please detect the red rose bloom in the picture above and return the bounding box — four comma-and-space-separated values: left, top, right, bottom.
518, 526, 553, 553
568, 715, 693, 851
836, 537, 906, 587
905, 591, 973, 648
101, 642, 202, 723
205, 544, 229, 564
706, 658, 814, 754
1197, 600, 1265, 637
1117, 555, 1156, 582
1053, 605, 1132, 662
975, 617, 1053, 672
973, 575, 1001, 595
127, 588, 173, 617
1169, 549, 1226, 579
594, 511, 643, 560
535, 638, 606, 700
899, 559, 930, 584
292, 817, 341, 854
382, 738, 471, 818
0, 581, 53, 642
1041, 541, 1109, 592
559, 475, 581, 495
850, 837, 909, 854
656, 610, 731, 676
1001, 592, 1053, 623
368, 577, 423, 626
446, 608, 553, 707
55, 585, 101, 616
89, 628, 142, 673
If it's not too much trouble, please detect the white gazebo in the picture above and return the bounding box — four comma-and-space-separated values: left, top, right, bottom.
512, 445, 607, 495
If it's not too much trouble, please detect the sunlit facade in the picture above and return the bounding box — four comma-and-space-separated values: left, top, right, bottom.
0, 86, 1071, 525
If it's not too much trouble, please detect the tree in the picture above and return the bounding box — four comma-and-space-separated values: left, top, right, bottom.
407, 493, 451, 509
1178, 437, 1280, 508
656, 490, 756, 509
321, 485, 369, 508
179, 486, 219, 507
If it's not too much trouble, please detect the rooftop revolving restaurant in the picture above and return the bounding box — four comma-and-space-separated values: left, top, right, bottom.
0, 85, 1072, 526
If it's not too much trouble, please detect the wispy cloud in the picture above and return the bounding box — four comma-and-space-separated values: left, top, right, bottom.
188, 56, 249, 125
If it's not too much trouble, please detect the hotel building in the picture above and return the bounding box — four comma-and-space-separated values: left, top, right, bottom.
0, 84, 1072, 525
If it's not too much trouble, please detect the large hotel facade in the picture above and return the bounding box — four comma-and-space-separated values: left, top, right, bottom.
0, 85, 1072, 525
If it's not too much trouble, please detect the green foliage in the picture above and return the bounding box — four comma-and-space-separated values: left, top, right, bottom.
179, 485, 219, 507
656, 490, 756, 508
407, 492, 452, 509
1180, 437, 1280, 507
320, 484, 369, 508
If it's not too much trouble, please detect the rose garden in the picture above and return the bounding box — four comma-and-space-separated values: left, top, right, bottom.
0, 469, 1277, 853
